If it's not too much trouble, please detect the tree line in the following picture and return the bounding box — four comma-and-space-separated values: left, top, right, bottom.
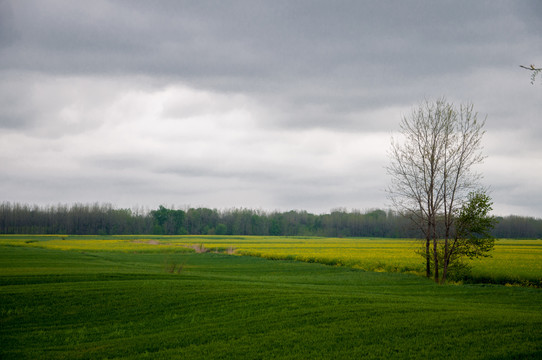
0, 202, 540, 238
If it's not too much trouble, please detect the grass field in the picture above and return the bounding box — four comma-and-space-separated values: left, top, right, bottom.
3, 235, 541, 285
1, 235, 542, 359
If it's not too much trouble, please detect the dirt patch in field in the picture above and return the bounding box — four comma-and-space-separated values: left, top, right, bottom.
131, 240, 161, 245
130, 240, 236, 255
190, 244, 209, 253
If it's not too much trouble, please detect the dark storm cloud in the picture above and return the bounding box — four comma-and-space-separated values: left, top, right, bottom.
3, 1, 534, 85
2, 1, 537, 126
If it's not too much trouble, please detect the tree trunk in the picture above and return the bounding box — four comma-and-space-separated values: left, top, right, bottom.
426, 236, 431, 278
441, 238, 449, 284
441, 252, 448, 284
433, 237, 439, 283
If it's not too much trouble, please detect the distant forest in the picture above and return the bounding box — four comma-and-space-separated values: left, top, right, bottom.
0, 202, 541, 239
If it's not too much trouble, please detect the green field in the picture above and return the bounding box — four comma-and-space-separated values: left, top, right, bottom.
1, 236, 542, 359
3, 235, 541, 285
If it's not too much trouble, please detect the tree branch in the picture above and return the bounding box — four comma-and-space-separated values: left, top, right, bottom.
520, 65, 542, 85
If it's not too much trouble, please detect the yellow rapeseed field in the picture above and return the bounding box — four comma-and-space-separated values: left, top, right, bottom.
2, 235, 541, 284
469, 239, 542, 282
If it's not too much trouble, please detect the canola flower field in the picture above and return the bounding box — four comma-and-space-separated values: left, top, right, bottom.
2, 235, 541, 285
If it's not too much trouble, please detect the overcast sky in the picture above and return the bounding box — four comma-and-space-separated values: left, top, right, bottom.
1, 1, 541, 217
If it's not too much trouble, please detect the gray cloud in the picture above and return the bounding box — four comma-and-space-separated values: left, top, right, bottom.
3, 1, 534, 83
1, 0, 541, 217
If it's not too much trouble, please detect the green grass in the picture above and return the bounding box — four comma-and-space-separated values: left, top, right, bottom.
1, 243, 541, 359
2, 235, 541, 285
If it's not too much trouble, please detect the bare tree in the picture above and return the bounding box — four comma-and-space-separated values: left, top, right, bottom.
387, 98, 488, 283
